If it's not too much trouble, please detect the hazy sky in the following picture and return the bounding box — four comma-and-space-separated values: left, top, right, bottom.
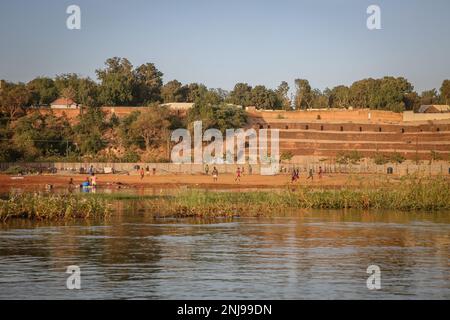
0, 0, 449, 93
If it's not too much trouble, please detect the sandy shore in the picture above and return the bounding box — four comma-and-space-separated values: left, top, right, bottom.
0, 172, 408, 192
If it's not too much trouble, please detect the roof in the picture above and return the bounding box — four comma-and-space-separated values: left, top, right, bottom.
51, 98, 76, 105
161, 103, 194, 110
418, 105, 450, 113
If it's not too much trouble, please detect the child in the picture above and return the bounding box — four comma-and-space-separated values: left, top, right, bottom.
140, 168, 145, 180
318, 166, 323, 179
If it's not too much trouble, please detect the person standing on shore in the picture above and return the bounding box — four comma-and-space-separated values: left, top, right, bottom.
212, 167, 218, 182
204, 164, 209, 175
235, 167, 241, 183
91, 174, 97, 188
318, 166, 323, 179
307, 168, 314, 180
140, 168, 145, 180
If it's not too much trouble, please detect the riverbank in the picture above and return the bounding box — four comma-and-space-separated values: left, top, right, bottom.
1, 172, 448, 192
2, 176, 448, 221
121, 177, 450, 216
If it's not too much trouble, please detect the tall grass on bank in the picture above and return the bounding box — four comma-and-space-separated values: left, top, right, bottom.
141, 177, 450, 217
0, 193, 110, 222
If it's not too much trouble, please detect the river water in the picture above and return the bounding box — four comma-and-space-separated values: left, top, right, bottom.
0, 201, 449, 299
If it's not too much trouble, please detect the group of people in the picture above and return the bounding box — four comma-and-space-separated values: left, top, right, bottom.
204, 165, 245, 183
291, 166, 323, 183
139, 166, 157, 179
204, 164, 220, 182
68, 166, 98, 191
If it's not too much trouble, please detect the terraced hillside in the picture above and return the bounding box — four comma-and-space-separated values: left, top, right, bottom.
248, 110, 450, 161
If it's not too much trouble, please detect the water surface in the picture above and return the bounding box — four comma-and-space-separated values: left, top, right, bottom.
0, 203, 449, 299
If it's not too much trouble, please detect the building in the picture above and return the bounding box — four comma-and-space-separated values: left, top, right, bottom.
418, 105, 450, 113
161, 102, 195, 111
50, 98, 79, 109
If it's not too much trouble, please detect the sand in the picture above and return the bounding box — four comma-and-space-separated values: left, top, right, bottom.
0, 172, 407, 192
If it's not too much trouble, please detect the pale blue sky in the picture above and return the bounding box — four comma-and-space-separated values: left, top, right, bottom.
0, 0, 449, 93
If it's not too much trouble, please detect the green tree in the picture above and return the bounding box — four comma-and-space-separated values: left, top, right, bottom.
276, 81, 291, 110
329, 85, 350, 108
0, 82, 30, 120
96, 57, 135, 106
228, 83, 252, 107
161, 80, 188, 103
440, 80, 450, 105
73, 107, 107, 155
27, 77, 58, 105
420, 89, 439, 106
133, 63, 164, 104
294, 79, 312, 109
77, 78, 100, 108
250, 85, 280, 110
130, 105, 171, 152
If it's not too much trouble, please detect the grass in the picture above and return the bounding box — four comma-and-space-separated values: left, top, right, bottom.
104, 176, 450, 217
1, 177, 449, 220
0, 193, 111, 222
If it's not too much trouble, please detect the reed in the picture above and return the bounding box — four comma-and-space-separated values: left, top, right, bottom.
0, 193, 111, 222
139, 177, 450, 217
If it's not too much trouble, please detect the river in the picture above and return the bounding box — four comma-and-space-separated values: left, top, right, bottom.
0, 201, 449, 299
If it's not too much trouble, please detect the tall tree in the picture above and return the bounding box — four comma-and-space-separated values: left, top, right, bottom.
250, 85, 280, 110
329, 85, 350, 108
161, 80, 188, 103
294, 79, 312, 110
131, 104, 171, 152
228, 83, 252, 107
0, 82, 30, 120
77, 78, 100, 108
440, 80, 450, 105
420, 89, 439, 106
133, 63, 163, 104
96, 57, 135, 106
276, 81, 291, 110
27, 77, 58, 105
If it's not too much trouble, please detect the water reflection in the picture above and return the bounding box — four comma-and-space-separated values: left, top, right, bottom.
0, 205, 449, 299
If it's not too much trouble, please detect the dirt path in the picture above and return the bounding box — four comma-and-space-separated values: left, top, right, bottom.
0, 172, 404, 192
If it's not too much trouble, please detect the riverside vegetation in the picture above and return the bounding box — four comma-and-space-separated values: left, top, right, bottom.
0, 193, 110, 221
1, 177, 449, 221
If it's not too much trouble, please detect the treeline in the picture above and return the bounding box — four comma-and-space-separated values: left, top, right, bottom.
1, 57, 449, 120
0, 102, 247, 163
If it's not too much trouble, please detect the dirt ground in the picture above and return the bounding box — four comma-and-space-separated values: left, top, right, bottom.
0, 172, 409, 192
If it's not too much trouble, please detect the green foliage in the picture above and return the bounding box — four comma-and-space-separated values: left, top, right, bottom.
0, 193, 110, 221
440, 79, 450, 105
161, 80, 188, 103
73, 108, 107, 155
27, 77, 58, 105
130, 105, 172, 151
374, 152, 405, 165
336, 151, 363, 164
280, 151, 294, 161
120, 150, 141, 163
390, 152, 406, 164
430, 150, 442, 161
136, 177, 450, 216
11, 112, 73, 161
187, 103, 248, 133
96, 57, 135, 106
